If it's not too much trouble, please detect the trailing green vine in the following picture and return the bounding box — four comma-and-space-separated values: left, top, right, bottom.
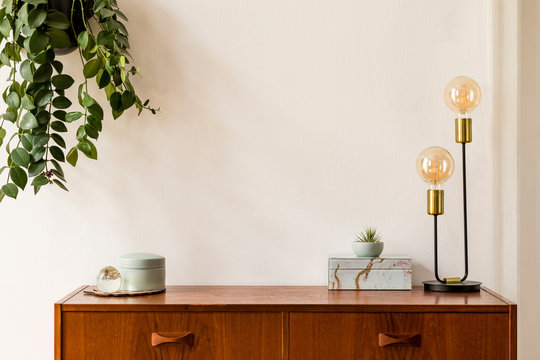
0, 0, 157, 202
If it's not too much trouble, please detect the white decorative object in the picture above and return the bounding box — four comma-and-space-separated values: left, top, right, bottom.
352, 242, 384, 257
119, 253, 166, 291
328, 257, 411, 290
96, 266, 122, 294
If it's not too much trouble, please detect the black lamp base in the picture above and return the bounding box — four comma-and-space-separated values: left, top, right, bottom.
423, 280, 481, 292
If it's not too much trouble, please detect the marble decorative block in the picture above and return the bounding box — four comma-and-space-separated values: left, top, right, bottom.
328, 257, 412, 290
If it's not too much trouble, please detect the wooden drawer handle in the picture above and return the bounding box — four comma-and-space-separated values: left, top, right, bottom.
151, 332, 194, 347
379, 333, 421, 347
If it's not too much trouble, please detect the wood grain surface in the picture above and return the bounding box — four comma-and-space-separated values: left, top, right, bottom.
62, 311, 283, 360
55, 286, 516, 360
289, 312, 510, 360
60, 286, 509, 313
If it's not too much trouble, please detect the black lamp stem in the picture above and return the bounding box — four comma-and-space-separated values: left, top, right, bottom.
432, 143, 470, 284
433, 215, 443, 283
461, 143, 469, 282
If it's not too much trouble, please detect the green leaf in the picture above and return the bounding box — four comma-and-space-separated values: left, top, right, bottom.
33, 133, 49, 148
30, 146, 45, 162
21, 134, 33, 151
52, 96, 71, 109
28, 160, 46, 177
76, 125, 86, 139
51, 169, 65, 181
88, 103, 104, 120
93, 0, 107, 13
35, 88, 53, 106
65, 111, 83, 123
77, 83, 84, 104
32, 48, 55, 64
100, 8, 115, 18
6, 92, 20, 109
97, 69, 110, 88
31, 174, 49, 186
3, 109, 17, 123
20, 113, 38, 130
104, 83, 115, 100
112, 109, 124, 119
45, 11, 70, 30
0, 128, 5, 139
28, 8, 47, 28
46, 28, 72, 48
96, 30, 114, 45
20, 60, 34, 81
11, 148, 30, 167
34, 185, 41, 194
66, 146, 78, 166
82, 92, 95, 107
53, 110, 66, 120
83, 59, 102, 78
23, 0, 48, 4
53, 179, 68, 191
21, 95, 35, 110
51, 74, 74, 90
85, 124, 99, 139
28, 31, 49, 53
77, 31, 89, 49
0, 18, 10, 37
52, 60, 63, 74
51, 121, 67, 132
115, 9, 129, 21
50, 146, 64, 162
51, 133, 65, 148
0, 51, 10, 66
18, 4, 29, 25
50, 159, 64, 177
2, 183, 18, 199
35, 110, 51, 125
110, 91, 123, 112
87, 115, 102, 131
77, 139, 97, 160
76, 141, 91, 156
10, 167, 27, 190
33, 63, 53, 83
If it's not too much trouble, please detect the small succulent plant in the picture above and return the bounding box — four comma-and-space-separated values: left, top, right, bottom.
355, 227, 382, 243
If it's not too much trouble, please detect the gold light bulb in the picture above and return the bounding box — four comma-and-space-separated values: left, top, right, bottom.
416, 146, 455, 189
444, 76, 481, 117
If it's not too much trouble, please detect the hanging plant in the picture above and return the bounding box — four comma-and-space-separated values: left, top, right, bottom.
0, 0, 157, 202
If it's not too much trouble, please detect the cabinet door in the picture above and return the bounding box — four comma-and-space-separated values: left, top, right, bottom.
62, 311, 283, 360
289, 312, 509, 360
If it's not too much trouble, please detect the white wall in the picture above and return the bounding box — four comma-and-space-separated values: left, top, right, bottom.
0, 1, 530, 358
519, 0, 540, 358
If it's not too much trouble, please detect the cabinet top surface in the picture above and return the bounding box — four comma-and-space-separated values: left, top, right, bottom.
58, 286, 512, 312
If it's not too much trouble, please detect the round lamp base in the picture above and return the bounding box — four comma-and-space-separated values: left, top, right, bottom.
423, 280, 481, 292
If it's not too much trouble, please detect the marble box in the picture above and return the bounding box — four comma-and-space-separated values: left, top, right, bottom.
328, 257, 412, 290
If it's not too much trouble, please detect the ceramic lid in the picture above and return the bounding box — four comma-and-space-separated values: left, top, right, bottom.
119, 253, 165, 269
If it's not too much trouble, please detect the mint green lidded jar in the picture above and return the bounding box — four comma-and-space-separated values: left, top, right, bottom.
119, 253, 166, 291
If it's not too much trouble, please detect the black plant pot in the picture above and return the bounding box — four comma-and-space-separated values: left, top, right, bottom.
48, 0, 94, 55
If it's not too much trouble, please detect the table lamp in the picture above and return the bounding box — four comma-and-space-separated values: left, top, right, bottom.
416, 76, 482, 292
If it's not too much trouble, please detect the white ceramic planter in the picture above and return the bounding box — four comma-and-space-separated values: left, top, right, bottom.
352, 242, 384, 257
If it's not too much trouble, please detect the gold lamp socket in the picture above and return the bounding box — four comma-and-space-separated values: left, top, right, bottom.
455, 118, 472, 143
427, 189, 444, 215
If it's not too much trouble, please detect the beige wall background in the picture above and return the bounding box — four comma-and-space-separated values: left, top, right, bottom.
518, 0, 540, 358
0, 0, 536, 358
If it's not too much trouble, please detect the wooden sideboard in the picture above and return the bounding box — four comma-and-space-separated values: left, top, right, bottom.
55, 286, 516, 359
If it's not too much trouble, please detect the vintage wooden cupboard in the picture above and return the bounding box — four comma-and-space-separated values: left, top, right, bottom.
55, 286, 516, 359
